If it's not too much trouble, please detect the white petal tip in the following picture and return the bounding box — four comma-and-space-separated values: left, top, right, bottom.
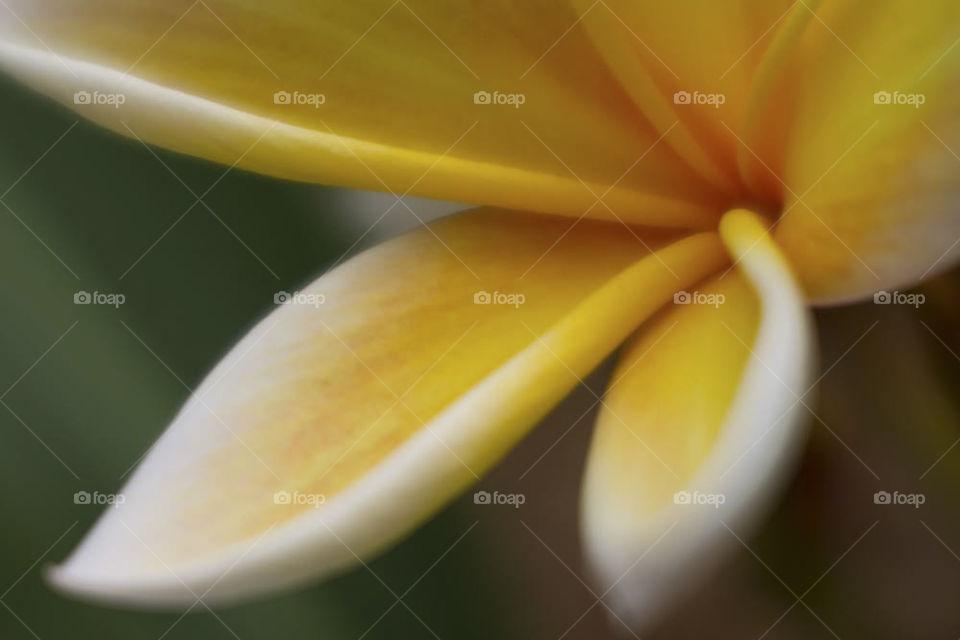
45, 558, 202, 610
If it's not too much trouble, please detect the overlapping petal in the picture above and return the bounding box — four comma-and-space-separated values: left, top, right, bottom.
49, 208, 727, 607
574, 0, 798, 196
0, 0, 721, 227
581, 210, 814, 627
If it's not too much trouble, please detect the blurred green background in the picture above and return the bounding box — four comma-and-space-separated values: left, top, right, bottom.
3, 75, 960, 639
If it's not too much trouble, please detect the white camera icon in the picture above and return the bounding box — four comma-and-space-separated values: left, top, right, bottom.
673, 91, 691, 105
673, 491, 691, 504
474, 291, 492, 304
73, 91, 91, 105
473, 91, 491, 105
274, 291, 291, 304
74, 291, 92, 304
73, 491, 91, 504
873, 490, 891, 504
873, 91, 891, 105
673, 291, 691, 304
273, 91, 291, 105
873, 291, 891, 304
473, 490, 491, 504
273, 491, 292, 504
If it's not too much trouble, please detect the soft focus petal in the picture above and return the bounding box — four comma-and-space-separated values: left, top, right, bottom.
764, 1, 960, 302
574, 0, 798, 196
0, 0, 719, 227
581, 209, 814, 628
49, 208, 728, 608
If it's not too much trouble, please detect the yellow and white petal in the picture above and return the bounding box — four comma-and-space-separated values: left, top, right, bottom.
761, 1, 960, 303
0, 0, 719, 227
49, 208, 728, 608
581, 209, 814, 628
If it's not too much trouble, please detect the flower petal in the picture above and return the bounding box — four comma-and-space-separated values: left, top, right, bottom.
762, 1, 960, 302
49, 208, 728, 608
0, 1, 719, 227
580, 209, 814, 629
573, 0, 798, 195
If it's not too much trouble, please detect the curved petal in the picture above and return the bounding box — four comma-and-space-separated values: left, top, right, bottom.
0, 0, 720, 227
765, 1, 960, 303
48, 208, 728, 608
580, 209, 814, 629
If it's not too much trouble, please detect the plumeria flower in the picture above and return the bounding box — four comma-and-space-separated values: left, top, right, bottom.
1, 0, 958, 629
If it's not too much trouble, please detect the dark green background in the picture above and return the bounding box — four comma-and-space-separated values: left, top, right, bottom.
0, 75, 506, 640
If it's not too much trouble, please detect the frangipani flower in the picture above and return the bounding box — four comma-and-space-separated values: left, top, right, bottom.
1, 0, 958, 628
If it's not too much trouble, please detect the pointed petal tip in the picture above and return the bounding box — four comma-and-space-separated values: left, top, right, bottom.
41, 501, 370, 611
45, 557, 194, 610
44, 527, 334, 611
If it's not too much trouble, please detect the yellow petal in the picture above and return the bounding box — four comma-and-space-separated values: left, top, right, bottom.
762, 1, 960, 302
49, 208, 728, 608
0, 1, 720, 227
581, 209, 814, 628
573, 0, 798, 197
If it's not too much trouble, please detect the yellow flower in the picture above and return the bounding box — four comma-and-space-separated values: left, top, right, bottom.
1, 0, 957, 628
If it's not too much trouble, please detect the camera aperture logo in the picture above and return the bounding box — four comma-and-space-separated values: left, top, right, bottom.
873, 90, 925, 108
673, 490, 725, 509
673, 290, 725, 308
873, 290, 924, 308
273, 90, 326, 108
74, 490, 125, 507
473, 290, 525, 308
473, 490, 525, 509
273, 490, 326, 508
673, 90, 726, 109
473, 90, 526, 109
73, 90, 126, 108
873, 490, 925, 508
274, 290, 326, 308
74, 290, 125, 308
